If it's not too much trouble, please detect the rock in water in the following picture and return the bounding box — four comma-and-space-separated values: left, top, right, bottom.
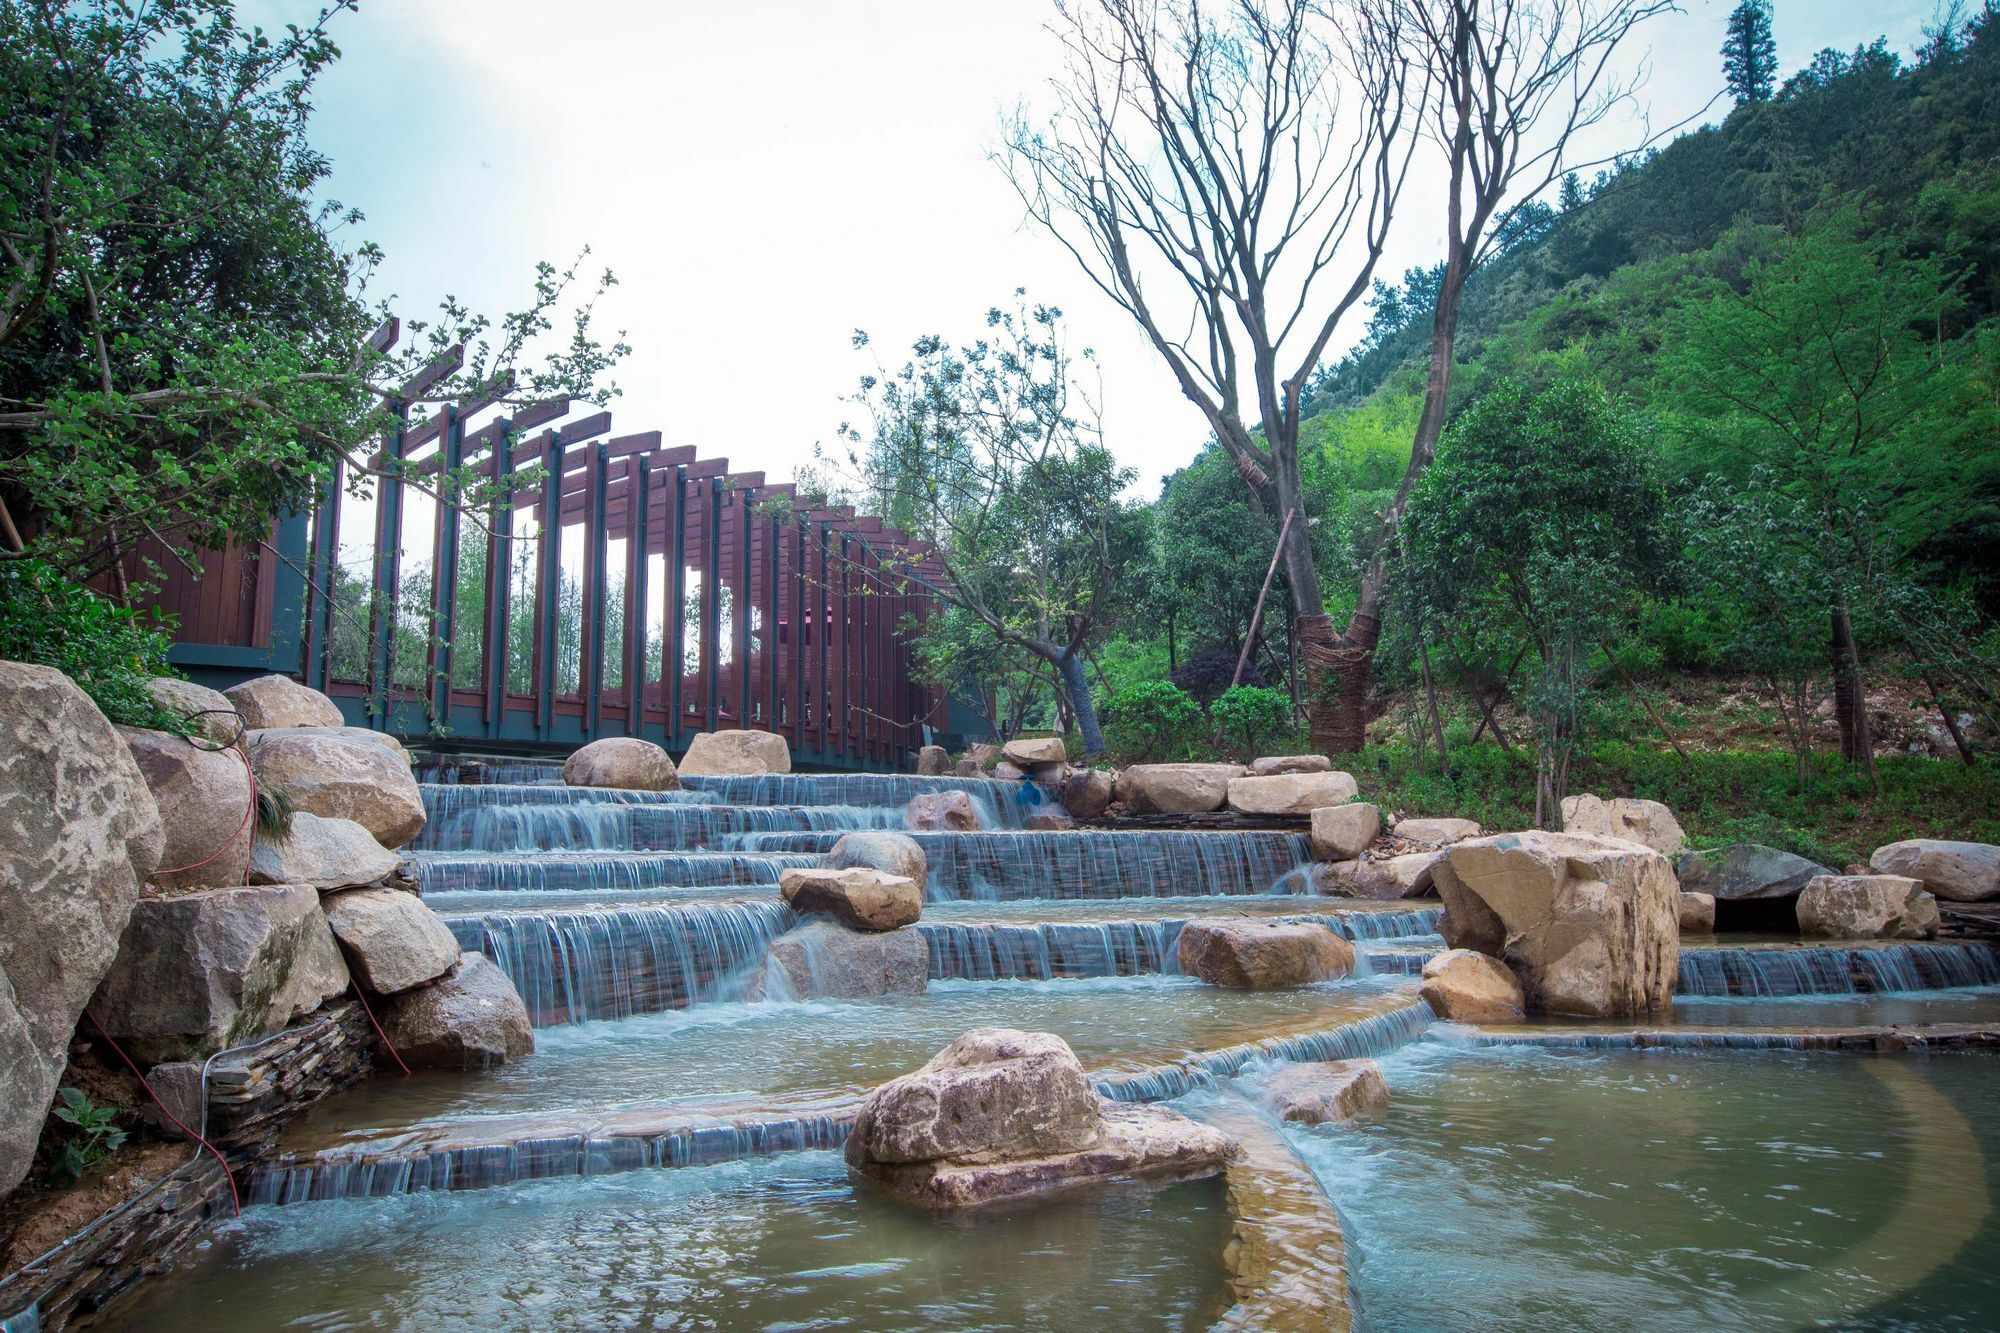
1176, 919, 1354, 988
118, 725, 254, 892
221, 674, 344, 729
827, 831, 928, 887
1560, 794, 1686, 855
677, 728, 792, 776
1226, 772, 1359, 817
381, 953, 534, 1070
904, 790, 982, 831
1116, 763, 1244, 815
1259, 1060, 1389, 1125
1418, 949, 1526, 1024
562, 737, 679, 790
1434, 831, 1678, 1018
323, 888, 464, 993
247, 730, 425, 849
1797, 874, 1940, 939
1309, 803, 1380, 861
762, 921, 928, 999
779, 867, 923, 931
1390, 817, 1483, 847
915, 745, 951, 776
89, 884, 349, 1063
1677, 891, 1717, 934
1867, 840, 2000, 903
248, 811, 400, 892
145, 677, 241, 745
845, 1028, 1235, 1210
1673, 844, 1831, 900
0, 662, 163, 1197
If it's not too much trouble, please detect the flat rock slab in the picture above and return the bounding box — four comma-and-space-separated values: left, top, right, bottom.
1227, 772, 1359, 818
1390, 817, 1482, 847
1178, 919, 1354, 988
1247, 755, 1331, 777
1001, 737, 1067, 768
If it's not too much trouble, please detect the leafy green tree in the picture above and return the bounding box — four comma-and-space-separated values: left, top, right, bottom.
1211, 685, 1296, 760
1101, 680, 1201, 762
1399, 379, 1674, 823
1722, 0, 1778, 105
837, 296, 1149, 757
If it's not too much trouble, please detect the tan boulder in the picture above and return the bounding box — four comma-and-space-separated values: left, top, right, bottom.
248, 811, 401, 892
1309, 803, 1381, 861
250, 726, 405, 757
1797, 874, 1940, 940
905, 790, 982, 832
1227, 771, 1358, 818
828, 831, 928, 887
1418, 949, 1526, 1024
562, 736, 678, 790
1116, 763, 1244, 815
145, 677, 241, 745
1677, 891, 1716, 934
677, 728, 791, 776
222, 674, 343, 729
323, 888, 463, 994
762, 921, 928, 999
780, 866, 923, 931
1059, 767, 1116, 821
1247, 754, 1331, 777
1434, 831, 1679, 1018
1561, 794, 1686, 855
1176, 918, 1354, 988
991, 761, 1029, 781
1025, 810, 1077, 831
1867, 840, 2000, 903
1001, 736, 1067, 769
247, 730, 425, 849
915, 745, 951, 776
118, 725, 254, 892
1323, 850, 1441, 900
1260, 1059, 1389, 1125
1390, 817, 1483, 847
380, 952, 534, 1070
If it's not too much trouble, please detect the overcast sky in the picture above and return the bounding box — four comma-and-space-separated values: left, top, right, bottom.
301, 0, 1939, 498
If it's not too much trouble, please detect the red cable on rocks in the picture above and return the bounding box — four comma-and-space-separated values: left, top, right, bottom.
347, 983, 412, 1077
83, 1010, 241, 1217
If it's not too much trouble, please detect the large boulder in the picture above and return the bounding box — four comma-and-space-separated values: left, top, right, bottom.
1247, 755, 1331, 777
145, 677, 241, 745
1867, 840, 2000, 903
915, 745, 951, 776
905, 790, 982, 832
323, 888, 463, 994
1259, 1059, 1389, 1125
1176, 919, 1354, 988
118, 726, 254, 892
1390, 817, 1483, 848
89, 884, 349, 1064
1322, 851, 1442, 900
1560, 794, 1686, 855
779, 867, 923, 931
247, 730, 425, 849
1434, 831, 1679, 1018
379, 952, 534, 1070
1419, 949, 1526, 1024
248, 811, 401, 892
222, 674, 343, 730
1309, 803, 1381, 861
678, 728, 791, 776
845, 1028, 1234, 1210
1059, 767, 1116, 821
251, 726, 406, 757
1674, 844, 1831, 901
1678, 891, 1717, 934
562, 737, 678, 791
0, 662, 164, 1197
1797, 874, 1940, 940
1226, 772, 1359, 817
828, 831, 928, 887
762, 921, 928, 999
1116, 763, 1244, 815
1001, 736, 1067, 769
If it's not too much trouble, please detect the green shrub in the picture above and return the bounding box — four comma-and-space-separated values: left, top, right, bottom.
0, 558, 189, 732
1102, 680, 1202, 761
1211, 685, 1296, 759
46, 1087, 126, 1188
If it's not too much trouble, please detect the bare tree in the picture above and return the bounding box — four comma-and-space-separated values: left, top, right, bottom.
1006, 0, 1677, 753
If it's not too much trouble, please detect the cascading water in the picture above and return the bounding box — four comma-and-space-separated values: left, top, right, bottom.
1677, 942, 2000, 997
406, 849, 823, 896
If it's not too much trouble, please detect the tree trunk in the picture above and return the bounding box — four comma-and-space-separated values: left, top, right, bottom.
1056, 650, 1105, 757
1829, 603, 1879, 789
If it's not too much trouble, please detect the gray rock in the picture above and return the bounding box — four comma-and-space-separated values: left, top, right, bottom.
678, 728, 791, 776
89, 884, 349, 1064
762, 921, 927, 999
1673, 844, 1832, 900
828, 831, 928, 887
380, 952, 534, 1070
118, 726, 254, 892
1867, 840, 2000, 903
248, 811, 400, 892
0, 662, 163, 1197
323, 888, 463, 993
145, 677, 242, 745
222, 674, 343, 729
562, 737, 679, 790
247, 729, 425, 849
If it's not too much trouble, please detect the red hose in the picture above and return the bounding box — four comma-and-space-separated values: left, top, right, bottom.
83, 1010, 241, 1217
347, 982, 412, 1077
